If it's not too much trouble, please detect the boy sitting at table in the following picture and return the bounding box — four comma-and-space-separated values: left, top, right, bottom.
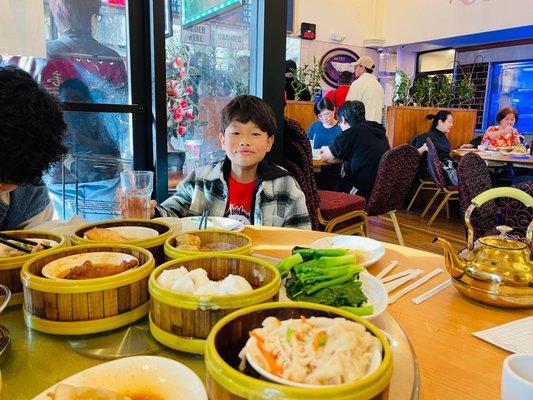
153, 95, 311, 229
0, 66, 67, 230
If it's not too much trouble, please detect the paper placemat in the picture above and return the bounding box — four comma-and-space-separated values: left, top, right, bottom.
472, 316, 533, 353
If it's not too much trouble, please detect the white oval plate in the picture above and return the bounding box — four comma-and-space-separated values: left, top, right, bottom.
243, 323, 382, 388
154, 216, 244, 233
31, 355, 207, 400
277, 270, 388, 320
309, 236, 385, 268
106, 226, 159, 241
0, 238, 58, 258
42, 252, 138, 279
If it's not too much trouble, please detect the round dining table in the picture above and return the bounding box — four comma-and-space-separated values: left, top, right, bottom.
0, 225, 529, 399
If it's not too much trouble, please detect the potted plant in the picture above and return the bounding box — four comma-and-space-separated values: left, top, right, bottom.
291, 57, 325, 101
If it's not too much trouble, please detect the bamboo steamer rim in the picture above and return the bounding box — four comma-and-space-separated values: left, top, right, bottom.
149, 254, 281, 310
148, 313, 207, 354
71, 219, 172, 248
0, 230, 68, 268
21, 243, 154, 293
205, 301, 393, 400
164, 228, 253, 257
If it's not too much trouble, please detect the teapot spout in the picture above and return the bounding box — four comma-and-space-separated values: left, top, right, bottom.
433, 237, 466, 278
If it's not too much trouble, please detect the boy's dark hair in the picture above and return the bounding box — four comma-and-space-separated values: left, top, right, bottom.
314, 98, 335, 116
339, 71, 353, 85
337, 100, 366, 126
221, 95, 277, 137
0, 66, 67, 185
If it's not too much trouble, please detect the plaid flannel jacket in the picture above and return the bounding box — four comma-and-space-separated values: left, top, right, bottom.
157, 158, 311, 229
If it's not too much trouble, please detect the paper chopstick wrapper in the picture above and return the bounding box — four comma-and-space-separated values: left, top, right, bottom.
388, 268, 443, 304
384, 269, 423, 293
376, 260, 398, 280
411, 279, 452, 304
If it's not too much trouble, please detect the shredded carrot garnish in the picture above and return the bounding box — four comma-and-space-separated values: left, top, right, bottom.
300, 315, 307, 323
313, 331, 328, 351
251, 331, 284, 376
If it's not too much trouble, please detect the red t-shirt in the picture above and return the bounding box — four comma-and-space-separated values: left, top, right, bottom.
225, 176, 257, 225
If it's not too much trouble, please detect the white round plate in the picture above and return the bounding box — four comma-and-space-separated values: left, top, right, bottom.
31, 355, 207, 400
244, 327, 382, 388
154, 216, 244, 233
42, 252, 138, 279
0, 238, 58, 258
106, 226, 159, 240
309, 236, 385, 267
277, 270, 387, 320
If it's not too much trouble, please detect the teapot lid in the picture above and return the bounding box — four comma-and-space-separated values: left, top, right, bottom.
478, 226, 527, 250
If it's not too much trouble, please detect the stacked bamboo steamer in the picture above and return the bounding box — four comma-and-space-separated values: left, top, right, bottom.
0, 230, 68, 305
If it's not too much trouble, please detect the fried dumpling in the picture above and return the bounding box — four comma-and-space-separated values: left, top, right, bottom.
48, 383, 132, 399
84, 227, 129, 243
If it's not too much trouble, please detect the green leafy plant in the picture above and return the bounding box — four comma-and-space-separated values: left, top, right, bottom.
431, 74, 453, 107
291, 57, 326, 101
453, 76, 475, 107
393, 69, 411, 105
412, 74, 432, 107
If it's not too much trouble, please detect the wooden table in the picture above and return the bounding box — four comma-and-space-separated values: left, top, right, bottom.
312, 158, 342, 172
452, 149, 533, 168
1, 226, 529, 399
247, 226, 530, 400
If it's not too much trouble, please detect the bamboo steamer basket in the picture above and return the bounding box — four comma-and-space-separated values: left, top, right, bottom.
164, 229, 253, 260
149, 254, 280, 354
71, 219, 172, 265
21, 244, 154, 335
0, 230, 68, 306
205, 302, 393, 400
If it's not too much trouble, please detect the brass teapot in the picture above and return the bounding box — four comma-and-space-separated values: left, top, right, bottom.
434, 187, 533, 308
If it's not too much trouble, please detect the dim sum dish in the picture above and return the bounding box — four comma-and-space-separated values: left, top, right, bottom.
204, 302, 392, 400
32, 356, 207, 400
239, 316, 382, 387
72, 220, 173, 265
0, 231, 67, 305
164, 229, 252, 259
42, 252, 139, 280
22, 244, 155, 335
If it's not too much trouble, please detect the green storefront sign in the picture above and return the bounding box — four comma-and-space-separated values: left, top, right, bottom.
182, 0, 243, 28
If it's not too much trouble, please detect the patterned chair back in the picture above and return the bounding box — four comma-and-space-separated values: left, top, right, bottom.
499, 180, 533, 238
425, 138, 447, 188
281, 117, 321, 230
457, 152, 498, 239
366, 144, 420, 216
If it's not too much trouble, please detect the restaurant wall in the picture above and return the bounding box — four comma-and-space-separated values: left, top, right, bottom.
381, 0, 533, 46
291, 0, 374, 47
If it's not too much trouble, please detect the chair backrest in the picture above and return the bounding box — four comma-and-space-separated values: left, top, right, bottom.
281, 117, 321, 230
499, 180, 533, 238
366, 144, 421, 216
457, 152, 498, 239
425, 138, 447, 188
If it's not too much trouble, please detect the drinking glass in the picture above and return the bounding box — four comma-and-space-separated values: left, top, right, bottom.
120, 171, 154, 219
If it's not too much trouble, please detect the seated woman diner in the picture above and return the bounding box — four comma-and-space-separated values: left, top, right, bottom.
481, 107, 522, 148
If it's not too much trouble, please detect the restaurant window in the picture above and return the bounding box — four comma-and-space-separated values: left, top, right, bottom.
165, 0, 252, 191
1, 0, 136, 221
417, 48, 456, 77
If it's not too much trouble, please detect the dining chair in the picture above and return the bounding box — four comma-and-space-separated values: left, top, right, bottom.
422, 139, 459, 227
282, 117, 368, 234
457, 152, 498, 239
498, 180, 533, 238
406, 178, 440, 212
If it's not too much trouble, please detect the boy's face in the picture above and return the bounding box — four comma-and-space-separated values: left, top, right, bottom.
219, 120, 274, 169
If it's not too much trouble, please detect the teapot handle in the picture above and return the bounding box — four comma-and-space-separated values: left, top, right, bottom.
465, 187, 533, 249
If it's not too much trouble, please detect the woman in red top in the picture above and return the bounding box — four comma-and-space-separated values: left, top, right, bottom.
481, 107, 522, 148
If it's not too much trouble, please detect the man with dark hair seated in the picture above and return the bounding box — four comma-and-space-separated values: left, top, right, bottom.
0, 66, 67, 229
319, 100, 390, 199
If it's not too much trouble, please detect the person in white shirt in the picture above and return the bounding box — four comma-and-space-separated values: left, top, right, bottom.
345, 56, 384, 124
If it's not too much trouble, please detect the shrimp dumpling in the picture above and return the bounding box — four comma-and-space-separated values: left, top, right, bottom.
194, 281, 221, 295
188, 268, 210, 289
219, 274, 253, 295
157, 266, 188, 290
170, 274, 195, 294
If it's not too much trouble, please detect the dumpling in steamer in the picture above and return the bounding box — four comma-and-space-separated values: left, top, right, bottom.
156, 267, 188, 290
219, 274, 253, 295
170, 274, 195, 294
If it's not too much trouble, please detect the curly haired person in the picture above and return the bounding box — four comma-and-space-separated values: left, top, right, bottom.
0, 66, 67, 229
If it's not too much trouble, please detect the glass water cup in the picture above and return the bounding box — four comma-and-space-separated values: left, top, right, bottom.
120, 171, 154, 219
